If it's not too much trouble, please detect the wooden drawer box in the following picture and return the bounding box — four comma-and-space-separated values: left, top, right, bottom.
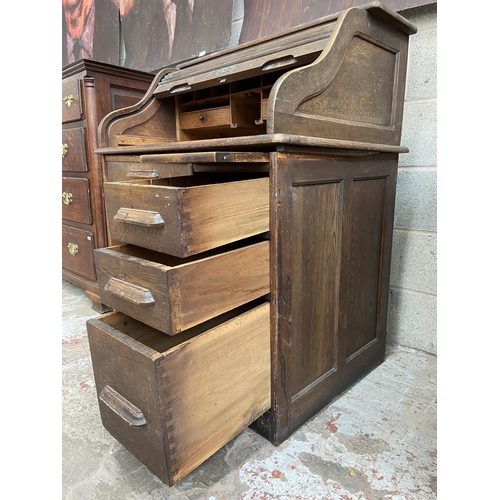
104, 152, 270, 182
87, 301, 271, 486
62, 224, 95, 280
62, 177, 92, 224
62, 128, 87, 172
105, 156, 193, 182
95, 240, 270, 334
178, 94, 261, 132
104, 175, 269, 257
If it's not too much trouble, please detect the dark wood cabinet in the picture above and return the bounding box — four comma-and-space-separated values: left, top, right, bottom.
62, 60, 154, 311
86, 3, 417, 485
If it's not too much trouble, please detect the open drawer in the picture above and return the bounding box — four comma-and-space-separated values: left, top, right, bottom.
87, 301, 271, 486
95, 239, 270, 334
104, 174, 269, 257
104, 151, 270, 182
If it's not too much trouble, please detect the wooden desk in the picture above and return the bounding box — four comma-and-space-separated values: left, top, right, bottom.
87, 2, 416, 485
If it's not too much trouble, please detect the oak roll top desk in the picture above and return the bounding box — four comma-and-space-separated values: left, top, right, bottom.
86, 2, 417, 486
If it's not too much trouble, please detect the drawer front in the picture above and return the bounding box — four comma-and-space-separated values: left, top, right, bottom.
62, 225, 95, 280
62, 79, 82, 123
87, 302, 271, 485
95, 240, 270, 334
104, 176, 270, 257
62, 128, 87, 172
104, 152, 269, 182
62, 177, 92, 224
86, 312, 168, 483
105, 157, 193, 182
179, 106, 231, 130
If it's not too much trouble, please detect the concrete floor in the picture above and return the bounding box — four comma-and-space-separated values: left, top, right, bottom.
62, 279, 437, 499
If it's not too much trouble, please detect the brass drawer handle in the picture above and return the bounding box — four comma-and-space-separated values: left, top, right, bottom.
62, 192, 73, 206
67, 242, 79, 256
99, 385, 146, 427
62, 143, 69, 157
63, 95, 74, 108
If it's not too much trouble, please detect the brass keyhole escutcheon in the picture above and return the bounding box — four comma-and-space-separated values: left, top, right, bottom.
63, 95, 74, 108
67, 242, 79, 256
62, 192, 73, 206
62, 143, 69, 158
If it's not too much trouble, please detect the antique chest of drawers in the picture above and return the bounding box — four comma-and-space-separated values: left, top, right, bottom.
87, 2, 417, 486
62, 60, 153, 311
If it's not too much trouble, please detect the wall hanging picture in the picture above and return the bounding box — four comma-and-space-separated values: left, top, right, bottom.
62, 0, 233, 73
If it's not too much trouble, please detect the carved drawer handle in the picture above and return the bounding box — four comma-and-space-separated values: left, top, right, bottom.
62, 143, 69, 157
62, 95, 74, 108
261, 55, 298, 71
99, 385, 146, 427
67, 242, 78, 256
104, 277, 155, 305
169, 83, 192, 94
114, 208, 165, 227
126, 170, 160, 180
62, 192, 73, 206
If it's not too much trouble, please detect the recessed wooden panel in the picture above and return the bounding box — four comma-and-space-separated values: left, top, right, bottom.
254, 152, 397, 446
110, 86, 149, 112
62, 128, 87, 172
269, 8, 410, 146
297, 36, 396, 126
343, 177, 386, 359
290, 181, 342, 398
110, 97, 178, 147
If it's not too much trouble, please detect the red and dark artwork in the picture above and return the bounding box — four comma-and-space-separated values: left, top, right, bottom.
120, 0, 232, 72
62, 0, 120, 66
62, 0, 233, 72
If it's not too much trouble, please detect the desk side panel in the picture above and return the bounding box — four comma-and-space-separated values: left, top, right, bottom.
253, 151, 398, 444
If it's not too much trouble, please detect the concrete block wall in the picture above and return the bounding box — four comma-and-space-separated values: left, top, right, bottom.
230, 0, 245, 46
389, 3, 437, 355
228, 2, 438, 355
